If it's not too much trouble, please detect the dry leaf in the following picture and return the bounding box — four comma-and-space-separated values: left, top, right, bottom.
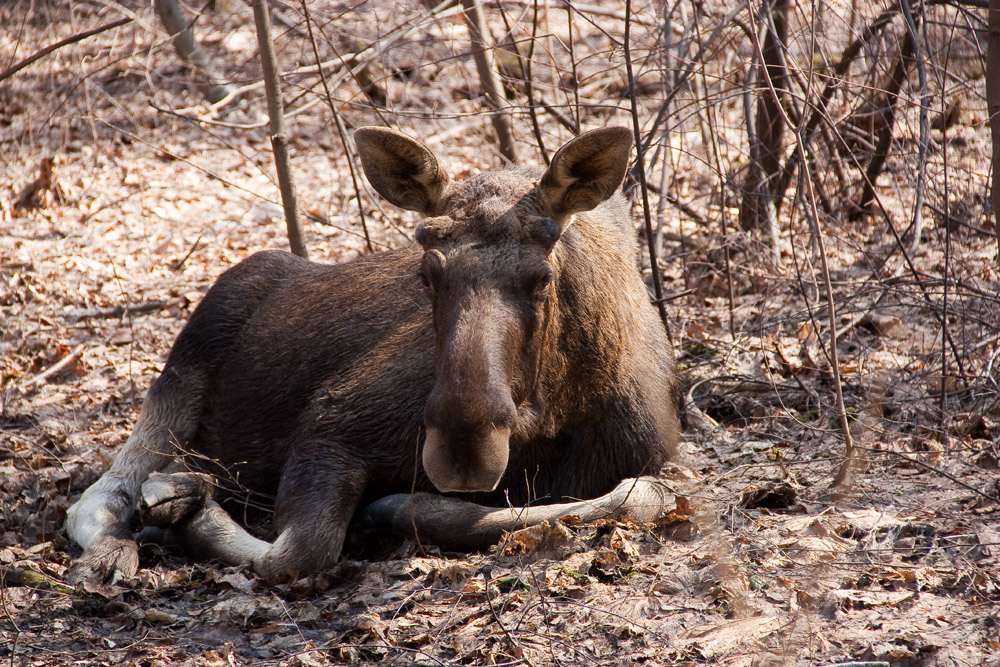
680, 616, 780, 659
830, 589, 915, 608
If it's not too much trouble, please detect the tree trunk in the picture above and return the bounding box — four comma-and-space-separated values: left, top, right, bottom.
460, 0, 518, 162
988, 0, 1000, 264
740, 0, 788, 248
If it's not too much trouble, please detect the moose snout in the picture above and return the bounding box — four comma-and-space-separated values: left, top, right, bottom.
422, 390, 516, 493
422, 424, 511, 493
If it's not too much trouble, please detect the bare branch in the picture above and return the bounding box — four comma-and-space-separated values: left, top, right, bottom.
153, 0, 236, 104
0, 16, 132, 84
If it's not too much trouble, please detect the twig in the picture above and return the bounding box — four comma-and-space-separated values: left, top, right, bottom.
481, 565, 536, 667
624, 0, 671, 340
300, 0, 373, 253
64, 301, 169, 323
251, 0, 308, 258
866, 447, 999, 504
19, 343, 85, 390
0, 16, 132, 84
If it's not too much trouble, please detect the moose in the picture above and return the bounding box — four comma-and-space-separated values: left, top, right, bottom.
65, 126, 681, 585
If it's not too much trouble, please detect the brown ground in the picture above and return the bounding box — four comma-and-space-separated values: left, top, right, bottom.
1, 1, 999, 665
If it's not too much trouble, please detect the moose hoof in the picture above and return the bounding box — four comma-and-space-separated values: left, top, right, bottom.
139, 472, 213, 527
66, 526, 139, 587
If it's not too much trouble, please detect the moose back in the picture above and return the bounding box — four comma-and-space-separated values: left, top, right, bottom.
65, 126, 680, 584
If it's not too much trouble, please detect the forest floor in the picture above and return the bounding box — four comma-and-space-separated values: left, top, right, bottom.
2, 1, 999, 665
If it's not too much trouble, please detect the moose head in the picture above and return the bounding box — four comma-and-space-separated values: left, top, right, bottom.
355, 126, 634, 494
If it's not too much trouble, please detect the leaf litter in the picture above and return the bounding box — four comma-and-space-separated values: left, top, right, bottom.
1, 1, 999, 665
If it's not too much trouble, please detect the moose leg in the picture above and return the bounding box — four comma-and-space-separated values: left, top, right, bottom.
139, 452, 370, 582
357, 476, 674, 551
157, 501, 272, 567
65, 368, 202, 585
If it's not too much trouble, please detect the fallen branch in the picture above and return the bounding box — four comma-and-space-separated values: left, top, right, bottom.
20, 343, 85, 390
64, 301, 169, 323
1, 565, 75, 594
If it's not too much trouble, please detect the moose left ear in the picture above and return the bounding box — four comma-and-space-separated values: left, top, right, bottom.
537, 127, 633, 223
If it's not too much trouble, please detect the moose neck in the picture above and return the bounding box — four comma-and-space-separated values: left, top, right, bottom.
532, 210, 650, 435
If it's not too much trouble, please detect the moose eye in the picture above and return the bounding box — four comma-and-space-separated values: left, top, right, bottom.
533, 273, 553, 298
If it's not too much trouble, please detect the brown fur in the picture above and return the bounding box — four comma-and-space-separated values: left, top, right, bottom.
65, 127, 680, 584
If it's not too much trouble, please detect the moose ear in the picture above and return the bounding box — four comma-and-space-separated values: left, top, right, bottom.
354, 127, 450, 214
538, 127, 633, 223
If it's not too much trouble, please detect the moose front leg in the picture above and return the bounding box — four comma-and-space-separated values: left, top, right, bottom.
138, 459, 369, 582
358, 476, 676, 551
65, 369, 203, 586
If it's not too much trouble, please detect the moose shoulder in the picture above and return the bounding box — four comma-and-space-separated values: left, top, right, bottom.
65, 126, 681, 584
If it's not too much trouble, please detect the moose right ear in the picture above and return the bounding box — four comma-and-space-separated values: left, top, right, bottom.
354, 127, 450, 215
538, 126, 633, 225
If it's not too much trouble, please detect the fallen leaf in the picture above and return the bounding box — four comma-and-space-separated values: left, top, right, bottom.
680, 616, 780, 659
830, 589, 915, 609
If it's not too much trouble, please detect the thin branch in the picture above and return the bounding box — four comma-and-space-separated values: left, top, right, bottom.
624, 0, 671, 339
154, 0, 236, 104
300, 0, 373, 253
251, 0, 308, 258
0, 16, 132, 83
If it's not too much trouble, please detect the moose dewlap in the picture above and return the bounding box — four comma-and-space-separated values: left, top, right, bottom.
65, 126, 680, 584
